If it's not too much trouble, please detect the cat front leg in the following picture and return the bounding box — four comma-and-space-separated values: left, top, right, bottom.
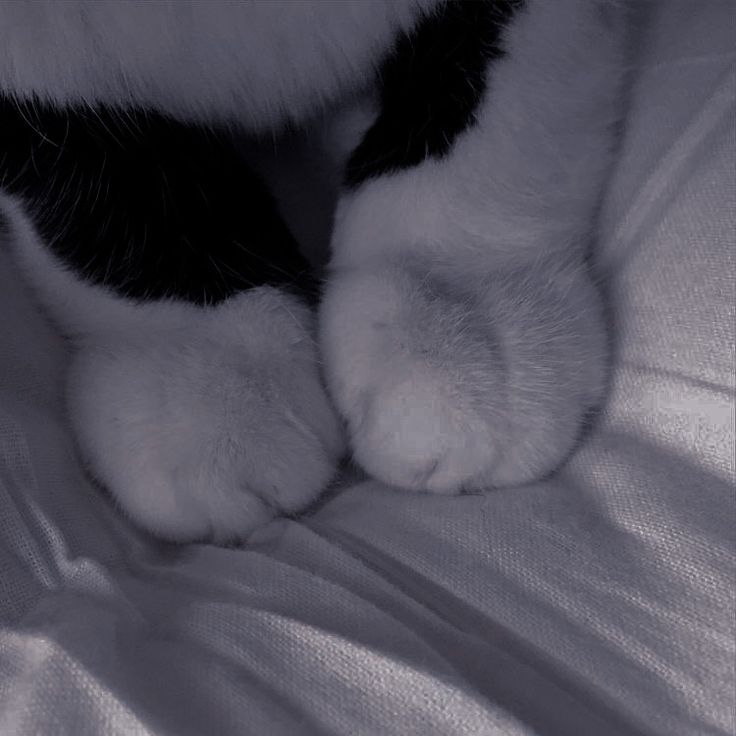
321, 0, 627, 491
1, 101, 343, 543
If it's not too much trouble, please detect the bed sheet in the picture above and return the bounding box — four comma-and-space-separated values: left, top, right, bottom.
1, 2, 734, 734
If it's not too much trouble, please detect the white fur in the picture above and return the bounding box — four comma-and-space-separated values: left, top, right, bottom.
1, 0, 627, 541
2, 198, 343, 544
0, 0, 440, 128
67, 288, 345, 544
0, 194, 208, 336
320, 0, 625, 491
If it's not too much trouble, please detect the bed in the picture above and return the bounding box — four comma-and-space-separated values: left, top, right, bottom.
1, 1, 734, 733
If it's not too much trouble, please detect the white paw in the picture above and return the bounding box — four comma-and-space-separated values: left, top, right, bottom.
68, 289, 345, 544
320, 261, 606, 493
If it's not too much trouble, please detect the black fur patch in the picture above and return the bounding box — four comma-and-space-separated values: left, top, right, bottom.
0, 99, 316, 305
345, 0, 524, 188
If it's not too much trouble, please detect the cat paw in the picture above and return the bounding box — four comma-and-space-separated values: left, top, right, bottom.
320, 262, 606, 493
68, 289, 345, 544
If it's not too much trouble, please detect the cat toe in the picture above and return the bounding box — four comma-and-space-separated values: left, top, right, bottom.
321, 262, 606, 493
68, 289, 344, 544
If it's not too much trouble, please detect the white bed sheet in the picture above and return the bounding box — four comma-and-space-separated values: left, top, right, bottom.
1, 2, 734, 734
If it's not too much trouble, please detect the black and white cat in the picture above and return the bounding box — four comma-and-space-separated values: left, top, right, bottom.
0, 0, 627, 543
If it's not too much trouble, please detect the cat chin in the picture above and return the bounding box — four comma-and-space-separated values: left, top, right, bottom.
0, 0, 442, 129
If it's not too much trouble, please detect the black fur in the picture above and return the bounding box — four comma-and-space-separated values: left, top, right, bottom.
0, 99, 316, 305
0, 1, 522, 305
345, 0, 523, 188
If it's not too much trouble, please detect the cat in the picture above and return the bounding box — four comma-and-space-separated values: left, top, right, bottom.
0, 0, 627, 543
